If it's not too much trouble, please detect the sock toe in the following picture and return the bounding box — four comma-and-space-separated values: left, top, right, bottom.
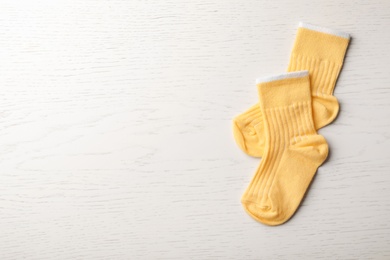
232, 120, 248, 154
241, 200, 283, 226
232, 118, 264, 157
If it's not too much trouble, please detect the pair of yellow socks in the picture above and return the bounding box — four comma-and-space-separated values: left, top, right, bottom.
235, 23, 350, 225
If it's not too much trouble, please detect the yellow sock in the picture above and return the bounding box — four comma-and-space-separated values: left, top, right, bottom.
241, 71, 328, 226
233, 22, 349, 157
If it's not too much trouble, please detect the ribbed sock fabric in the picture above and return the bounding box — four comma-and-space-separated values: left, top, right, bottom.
241, 71, 328, 226
233, 22, 350, 157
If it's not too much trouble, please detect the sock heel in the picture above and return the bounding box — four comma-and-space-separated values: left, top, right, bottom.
312, 95, 340, 129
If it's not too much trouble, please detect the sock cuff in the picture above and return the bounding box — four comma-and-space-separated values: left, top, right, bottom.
292, 22, 350, 64
298, 22, 350, 39
257, 71, 311, 109
256, 70, 309, 84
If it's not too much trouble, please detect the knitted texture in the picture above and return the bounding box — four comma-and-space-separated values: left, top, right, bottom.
233, 23, 349, 157
241, 72, 328, 225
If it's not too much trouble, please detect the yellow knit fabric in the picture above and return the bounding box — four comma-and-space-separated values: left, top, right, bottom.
233, 25, 349, 157
241, 72, 328, 226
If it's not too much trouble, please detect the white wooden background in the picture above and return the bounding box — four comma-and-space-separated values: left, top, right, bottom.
1, 0, 390, 259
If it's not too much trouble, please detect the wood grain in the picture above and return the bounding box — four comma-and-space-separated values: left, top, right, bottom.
0, 0, 390, 259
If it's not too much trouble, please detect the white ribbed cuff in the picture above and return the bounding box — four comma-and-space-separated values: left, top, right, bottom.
256, 70, 309, 84
299, 22, 350, 39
